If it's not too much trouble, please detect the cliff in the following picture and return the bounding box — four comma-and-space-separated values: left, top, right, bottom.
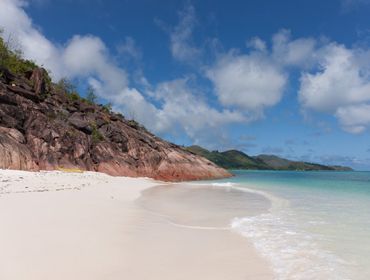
0, 67, 231, 181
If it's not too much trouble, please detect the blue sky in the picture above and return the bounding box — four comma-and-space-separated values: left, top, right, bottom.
1, 0, 370, 169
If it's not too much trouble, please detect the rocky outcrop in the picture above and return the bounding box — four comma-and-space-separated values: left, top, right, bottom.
0, 67, 231, 181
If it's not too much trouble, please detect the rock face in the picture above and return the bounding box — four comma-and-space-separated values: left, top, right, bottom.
0, 67, 231, 181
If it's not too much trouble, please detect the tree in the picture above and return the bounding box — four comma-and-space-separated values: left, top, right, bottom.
86, 85, 97, 104
56, 78, 76, 94
0, 29, 7, 63
102, 102, 112, 113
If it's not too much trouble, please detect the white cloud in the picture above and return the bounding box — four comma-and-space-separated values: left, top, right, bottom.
0, 0, 65, 78
0, 0, 246, 148
0, 0, 129, 85
169, 4, 201, 63
205, 30, 319, 120
271, 29, 317, 67
247, 37, 267, 52
151, 78, 245, 135
336, 104, 370, 133
63, 35, 129, 95
93, 78, 245, 147
206, 29, 370, 134
4, 0, 369, 146
117, 36, 142, 60
299, 43, 370, 133
206, 51, 287, 117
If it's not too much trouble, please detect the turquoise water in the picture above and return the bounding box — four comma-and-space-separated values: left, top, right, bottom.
203, 171, 370, 280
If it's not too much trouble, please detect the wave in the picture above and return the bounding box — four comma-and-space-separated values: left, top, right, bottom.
228, 183, 351, 280
164, 180, 352, 278
210, 182, 236, 187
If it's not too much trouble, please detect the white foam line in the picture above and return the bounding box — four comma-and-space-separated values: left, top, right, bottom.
139, 206, 230, 231
138, 181, 282, 232
167, 221, 230, 231
179, 181, 353, 279
191, 181, 290, 212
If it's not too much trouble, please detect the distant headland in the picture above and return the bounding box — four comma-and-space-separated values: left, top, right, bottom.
186, 145, 353, 171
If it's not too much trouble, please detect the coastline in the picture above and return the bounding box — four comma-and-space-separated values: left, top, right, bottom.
0, 169, 273, 280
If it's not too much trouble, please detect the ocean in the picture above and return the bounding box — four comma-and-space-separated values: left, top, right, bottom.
203, 170, 370, 280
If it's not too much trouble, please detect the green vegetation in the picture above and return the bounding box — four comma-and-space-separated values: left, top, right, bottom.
186, 145, 353, 171
220, 150, 270, 169
254, 154, 331, 171
86, 85, 97, 104
56, 78, 86, 102
186, 146, 269, 170
57, 78, 76, 94
116, 112, 124, 119
0, 29, 115, 116
91, 124, 104, 144
40, 70, 53, 96
102, 102, 112, 113
69, 92, 82, 102
0, 30, 37, 75
127, 119, 140, 129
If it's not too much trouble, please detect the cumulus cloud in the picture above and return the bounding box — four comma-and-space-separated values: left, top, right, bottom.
151, 78, 245, 134
271, 29, 317, 68
94, 78, 245, 147
0, 0, 247, 148
205, 29, 321, 120
0, 0, 65, 78
206, 28, 370, 134
3, 0, 369, 149
0, 0, 129, 84
206, 51, 287, 117
299, 43, 370, 133
63, 35, 130, 96
299, 44, 370, 112
247, 37, 267, 52
335, 104, 370, 133
97, 77, 245, 150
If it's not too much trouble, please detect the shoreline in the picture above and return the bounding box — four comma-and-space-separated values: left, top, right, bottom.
0, 169, 273, 280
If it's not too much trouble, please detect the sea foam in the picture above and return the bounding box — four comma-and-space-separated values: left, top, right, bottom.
228, 182, 351, 280
184, 174, 368, 279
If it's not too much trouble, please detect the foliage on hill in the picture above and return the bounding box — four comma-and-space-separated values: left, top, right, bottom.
186, 146, 353, 171
0, 31, 38, 75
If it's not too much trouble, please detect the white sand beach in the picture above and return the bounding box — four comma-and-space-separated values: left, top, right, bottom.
0, 170, 273, 280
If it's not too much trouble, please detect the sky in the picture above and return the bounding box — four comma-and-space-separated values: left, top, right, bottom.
1, 0, 370, 170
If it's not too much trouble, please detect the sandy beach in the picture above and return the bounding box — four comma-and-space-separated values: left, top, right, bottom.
0, 170, 273, 280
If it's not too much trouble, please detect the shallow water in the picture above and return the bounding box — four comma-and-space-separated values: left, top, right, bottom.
201, 170, 370, 280
135, 184, 274, 279
137, 184, 270, 228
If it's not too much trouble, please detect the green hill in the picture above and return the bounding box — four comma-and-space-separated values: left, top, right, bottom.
186, 146, 353, 171
219, 150, 270, 169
